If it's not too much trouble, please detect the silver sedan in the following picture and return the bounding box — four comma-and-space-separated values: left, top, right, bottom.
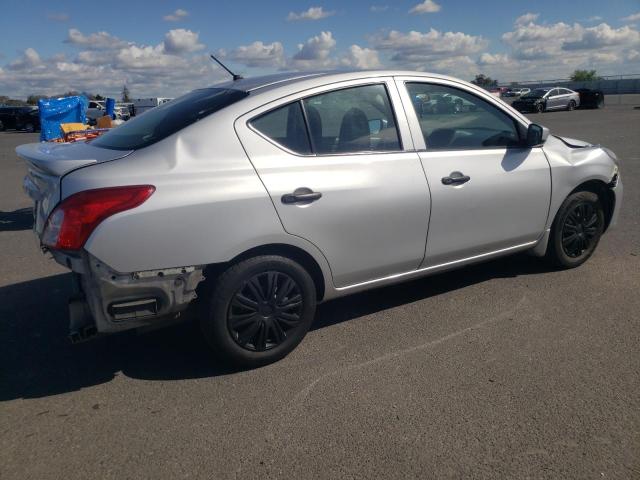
18, 70, 622, 367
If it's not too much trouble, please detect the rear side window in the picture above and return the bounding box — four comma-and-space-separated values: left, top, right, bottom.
92, 88, 248, 150
302, 84, 401, 154
249, 83, 402, 156
250, 102, 312, 154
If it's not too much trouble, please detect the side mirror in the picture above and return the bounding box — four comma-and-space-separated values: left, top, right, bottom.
369, 119, 383, 134
526, 123, 549, 147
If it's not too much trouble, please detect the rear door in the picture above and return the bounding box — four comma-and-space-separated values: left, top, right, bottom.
236, 78, 431, 288
547, 89, 562, 109
396, 77, 551, 267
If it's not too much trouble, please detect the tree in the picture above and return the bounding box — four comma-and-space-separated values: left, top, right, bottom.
94, 94, 104, 101
471, 74, 498, 89
26, 94, 47, 105
570, 69, 599, 82
121, 85, 131, 103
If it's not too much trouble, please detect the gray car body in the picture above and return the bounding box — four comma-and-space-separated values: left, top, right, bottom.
17, 70, 622, 335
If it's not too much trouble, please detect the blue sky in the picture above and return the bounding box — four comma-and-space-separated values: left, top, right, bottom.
1, 0, 639, 99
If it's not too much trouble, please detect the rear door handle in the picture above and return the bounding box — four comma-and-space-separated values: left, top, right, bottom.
281, 188, 323, 204
441, 171, 471, 186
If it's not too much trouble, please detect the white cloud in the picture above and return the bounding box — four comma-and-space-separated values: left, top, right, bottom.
563, 23, 640, 50
8, 48, 42, 70
409, 0, 441, 15
371, 28, 487, 68
226, 41, 286, 68
162, 29, 204, 54
621, 12, 640, 23
514, 12, 539, 26
163, 9, 189, 22
287, 7, 335, 21
65, 28, 127, 50
47, 12, 69, 22
290, 31, 337, 70
340, 45, 381, 69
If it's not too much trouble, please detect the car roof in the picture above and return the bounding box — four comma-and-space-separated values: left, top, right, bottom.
212, 69, 466, 95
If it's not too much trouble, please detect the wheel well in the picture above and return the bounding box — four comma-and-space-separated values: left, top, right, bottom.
204, 244, 327, 301
570, 180, 615, 230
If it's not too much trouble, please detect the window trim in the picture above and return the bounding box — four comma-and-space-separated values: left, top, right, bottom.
404, 81, 526, 152
246, 81, 405, 157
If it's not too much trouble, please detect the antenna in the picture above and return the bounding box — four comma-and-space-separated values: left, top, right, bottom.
209, 54, 243, 81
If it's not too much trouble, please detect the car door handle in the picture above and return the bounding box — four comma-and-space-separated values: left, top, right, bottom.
281, 188, 323, 204
441, 172, 471, 186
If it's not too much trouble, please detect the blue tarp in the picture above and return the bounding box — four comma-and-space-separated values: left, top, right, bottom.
38, 96, 88, 141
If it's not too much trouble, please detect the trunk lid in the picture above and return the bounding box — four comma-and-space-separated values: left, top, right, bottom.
17, 142, 132, 235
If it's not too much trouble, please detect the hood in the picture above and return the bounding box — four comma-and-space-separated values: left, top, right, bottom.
554, 136, 593, 148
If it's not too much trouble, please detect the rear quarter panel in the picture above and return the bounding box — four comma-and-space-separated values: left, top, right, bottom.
61, 111, 333, 284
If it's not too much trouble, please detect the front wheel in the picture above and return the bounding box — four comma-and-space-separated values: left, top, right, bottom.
546, 191, 605, 268
200, 255, 317, 368
535, 103, 545, 113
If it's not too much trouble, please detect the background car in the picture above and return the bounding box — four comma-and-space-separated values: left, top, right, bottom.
512, 87, 580, 113
0, 106, 40, 132
504, 87, 531, 97
575, 88, 605, 109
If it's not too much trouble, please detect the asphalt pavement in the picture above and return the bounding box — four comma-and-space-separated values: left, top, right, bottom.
1, 103, 639, 479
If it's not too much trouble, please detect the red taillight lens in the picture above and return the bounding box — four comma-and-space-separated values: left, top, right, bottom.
42, 185, 155, 251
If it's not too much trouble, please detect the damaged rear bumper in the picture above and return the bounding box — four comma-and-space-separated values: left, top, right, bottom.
52, 250, 205, 340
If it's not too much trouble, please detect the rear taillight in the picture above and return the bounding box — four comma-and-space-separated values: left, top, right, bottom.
42, 185, 155, 251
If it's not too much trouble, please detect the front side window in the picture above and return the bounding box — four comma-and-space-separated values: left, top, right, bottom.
406, 82, 522, 150
302, 84, 401, 154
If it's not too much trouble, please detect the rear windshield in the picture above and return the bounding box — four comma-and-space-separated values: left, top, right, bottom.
92, 88, 248, 150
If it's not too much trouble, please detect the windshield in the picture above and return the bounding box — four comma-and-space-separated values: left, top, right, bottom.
92, 88, 248, 150
522, 89, 549, 99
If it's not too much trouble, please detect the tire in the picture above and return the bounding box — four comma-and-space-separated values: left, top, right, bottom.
535, 103, 544, 113
200, 255, 317, 368
0, 121, 4, 131
567, 100, 576, 111
24, 123, 34, 133
546, 191, 605, 268
596, 98, 605, 109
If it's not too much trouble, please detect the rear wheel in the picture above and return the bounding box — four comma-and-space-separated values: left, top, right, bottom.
567, 100, 576, 111
546, 191, 605, 268
596, 97, 605, 109
200, 255, 317, 368
24, 123, 35, 133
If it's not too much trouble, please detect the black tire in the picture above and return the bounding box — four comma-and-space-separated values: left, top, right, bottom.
24, 123, 35, 133
596, 98, 605, 109
567, 100, 576, 111
200, 255, 317, 368
546, 191, 605, 268
0, 121, 4, 131
535, 102, 544, 113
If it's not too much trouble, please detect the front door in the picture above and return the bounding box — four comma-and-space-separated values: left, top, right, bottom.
397, 78, 551, 267
236, 79, 431, 287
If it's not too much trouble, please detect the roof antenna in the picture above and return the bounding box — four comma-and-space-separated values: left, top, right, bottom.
209, 54, 243, 81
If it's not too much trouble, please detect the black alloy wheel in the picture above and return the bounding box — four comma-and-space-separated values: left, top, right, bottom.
200, 255, 317, 368
228, 271, 303, 352
561, 202, 599, 258
535, 102, 544, 113
547, 191, 604, 268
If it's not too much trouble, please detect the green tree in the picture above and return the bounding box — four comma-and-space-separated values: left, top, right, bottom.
26, 94, 47, 105
121, 85, 131, 102
471, 74, 498, 89
570, 69, 599, 81
94, 93, 104, 101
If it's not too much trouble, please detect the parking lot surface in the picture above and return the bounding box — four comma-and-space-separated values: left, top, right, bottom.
1, 104, 639, 479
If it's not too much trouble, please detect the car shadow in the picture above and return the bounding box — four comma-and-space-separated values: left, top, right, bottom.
0, 254, 557, 401
0, 208, 34, 232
